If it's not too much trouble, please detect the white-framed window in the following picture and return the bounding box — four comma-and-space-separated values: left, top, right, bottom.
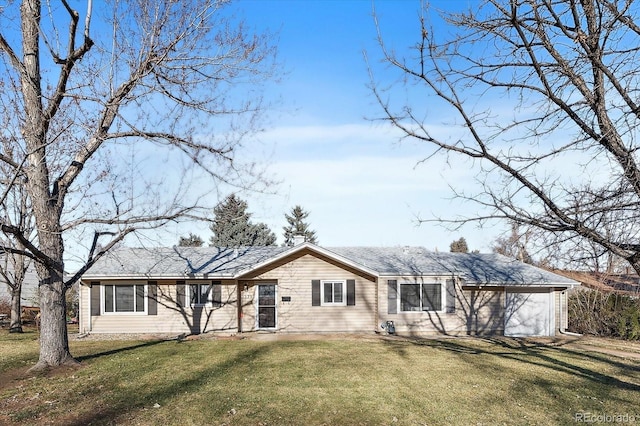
103, 283, 146, 314
400, 282, 442, 312
187, 281, 222, 307
321, 280, 346, 306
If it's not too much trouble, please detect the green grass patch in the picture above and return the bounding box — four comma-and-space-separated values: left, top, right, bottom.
1, 333, 639, 425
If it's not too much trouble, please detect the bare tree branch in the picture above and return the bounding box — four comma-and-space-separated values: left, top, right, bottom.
0, 0, 279, 368
371, 0, 640, 273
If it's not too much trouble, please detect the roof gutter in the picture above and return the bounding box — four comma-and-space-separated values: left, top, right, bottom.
81, 274, 237, 282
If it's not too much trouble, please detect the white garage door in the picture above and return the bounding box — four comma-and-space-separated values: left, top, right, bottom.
504, 289, 553, 337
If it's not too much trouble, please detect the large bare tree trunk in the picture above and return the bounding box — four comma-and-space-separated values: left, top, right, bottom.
31, 223, 73, 369
35, 279, 74, 368
30, 226, 73, 369
18, 0, 73, 370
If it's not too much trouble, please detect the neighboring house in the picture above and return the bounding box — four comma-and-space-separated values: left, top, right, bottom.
0, 256, 39, 307
79, 243, 579, 337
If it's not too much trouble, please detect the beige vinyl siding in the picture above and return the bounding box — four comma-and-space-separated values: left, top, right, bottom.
80, 280, 238, 334
240, 253, 377, 333
460, 287, 505, 335
379, 279, 505, 336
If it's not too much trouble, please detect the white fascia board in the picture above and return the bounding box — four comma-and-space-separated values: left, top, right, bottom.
81, 273, 235, 281
234, 242, 380, 279
377, 273, 460, 278
461, 280, 580, 287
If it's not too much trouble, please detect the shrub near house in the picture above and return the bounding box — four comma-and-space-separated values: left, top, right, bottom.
569, 289, 640, 340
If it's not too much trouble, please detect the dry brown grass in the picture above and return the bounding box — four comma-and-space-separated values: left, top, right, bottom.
1, 332, 639, 425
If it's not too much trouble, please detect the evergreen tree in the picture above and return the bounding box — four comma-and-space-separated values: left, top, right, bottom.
283, 205, 317, 246
210, 194, 276, 247
250, 223, 278, 246
449, 237, 469, 253
178, 233, 204, 247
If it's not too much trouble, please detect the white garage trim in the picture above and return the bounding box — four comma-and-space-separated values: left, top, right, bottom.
504, 287, 555, 337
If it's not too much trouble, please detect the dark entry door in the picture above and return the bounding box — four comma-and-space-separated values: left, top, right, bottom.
258, 284, 276, 329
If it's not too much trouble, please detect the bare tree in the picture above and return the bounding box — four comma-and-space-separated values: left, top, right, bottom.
0, 211, 33, 334
0, 0, 278, 369
0, 134, 34, 333
371, 0, 640, 276
492, 222, 534, 264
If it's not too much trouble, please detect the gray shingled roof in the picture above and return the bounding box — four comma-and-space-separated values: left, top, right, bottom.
326, 247, 577, 286
83, 246, 288, 278
83, 245, 578, 286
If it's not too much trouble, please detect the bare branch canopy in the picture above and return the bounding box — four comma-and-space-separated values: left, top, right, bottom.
0, 0, 279, 368
371, 0, 640, 274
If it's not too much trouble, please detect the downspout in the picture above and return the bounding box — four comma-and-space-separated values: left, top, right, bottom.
89, 282, 93, 333
374, 276, 379, 334
84, 281, 92, 335
558, 289, 582, 337
237, 281, 243, 334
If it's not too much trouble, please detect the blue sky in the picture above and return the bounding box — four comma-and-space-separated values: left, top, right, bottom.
165, 0, 502, 251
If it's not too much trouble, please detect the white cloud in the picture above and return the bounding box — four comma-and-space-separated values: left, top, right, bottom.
241, 125, 494, 249
145, 122, 504, 252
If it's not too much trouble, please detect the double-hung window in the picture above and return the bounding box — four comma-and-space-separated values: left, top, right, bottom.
321, 280, 346, 306
103, 284, 146, 314
400, 282, 442, 312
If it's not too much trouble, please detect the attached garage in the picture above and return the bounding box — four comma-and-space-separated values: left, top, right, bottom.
504, 288, 555, 337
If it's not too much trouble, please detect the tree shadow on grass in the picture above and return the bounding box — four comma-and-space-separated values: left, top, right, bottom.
75, 339, 169, 362
60, 342, 274, 426
382, 336, 640, 393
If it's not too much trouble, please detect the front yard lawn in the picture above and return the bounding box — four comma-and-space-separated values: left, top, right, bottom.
0, 332, 639, 425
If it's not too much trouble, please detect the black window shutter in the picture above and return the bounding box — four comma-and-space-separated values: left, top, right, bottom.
148, 281, 158, 315
387, 280, 398, 314
311, 280, 320, 306
90, 282, 101, 316
346, 279, 356, 306
212, 282, 222, 308
176, 280, 186, 307
445, 279, 456, 313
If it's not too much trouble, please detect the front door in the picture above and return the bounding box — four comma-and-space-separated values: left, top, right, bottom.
257, 284, 277, 329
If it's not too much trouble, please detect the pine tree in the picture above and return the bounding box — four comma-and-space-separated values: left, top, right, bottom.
449, 237, 469, 253
283, 205, 317, 246
209, 194, 276, 247
178, 233, 204, 247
